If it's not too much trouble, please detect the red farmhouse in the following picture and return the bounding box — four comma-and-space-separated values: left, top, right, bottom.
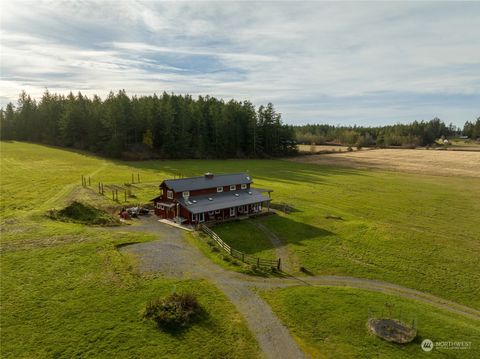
152, 172, 271, 225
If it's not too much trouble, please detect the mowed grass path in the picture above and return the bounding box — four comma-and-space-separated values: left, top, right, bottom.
1, 142, 260, 358
262, 286, 480, 358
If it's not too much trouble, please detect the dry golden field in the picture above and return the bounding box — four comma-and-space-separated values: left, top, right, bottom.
290, 148, 480, 177
297, 144, 360, 152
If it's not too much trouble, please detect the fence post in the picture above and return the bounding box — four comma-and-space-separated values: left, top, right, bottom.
125, 190, 127, 202
132, 173, 134, 183
257, 258, 260, 267
115, 189, 118, 202
242, 253, 244, 262
88, 176, 91, 186
112, 191, 115, 200
101, 183, 104, 195
277, 258, 281, 271
137, 173, 140, 182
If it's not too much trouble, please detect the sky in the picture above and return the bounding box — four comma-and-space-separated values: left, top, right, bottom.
1, 1, 479, 127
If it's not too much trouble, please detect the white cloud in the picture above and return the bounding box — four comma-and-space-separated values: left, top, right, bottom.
0, 1, 479, 126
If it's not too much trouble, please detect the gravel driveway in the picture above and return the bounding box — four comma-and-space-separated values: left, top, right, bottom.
119, 216, 480, 359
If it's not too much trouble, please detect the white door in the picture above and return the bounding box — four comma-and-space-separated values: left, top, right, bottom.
198, 212, 205, 222
230, 207, 235, 217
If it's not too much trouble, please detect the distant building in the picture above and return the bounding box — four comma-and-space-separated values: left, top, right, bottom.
152, 172, 272, 224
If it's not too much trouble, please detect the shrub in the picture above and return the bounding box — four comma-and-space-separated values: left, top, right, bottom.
222, 255, 232, 262
347, 146, 353, 152
143, 293, 201, 330
211, 246, 219, 253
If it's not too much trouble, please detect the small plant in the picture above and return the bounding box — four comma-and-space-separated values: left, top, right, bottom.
206, 240, 215, 247
143, 293, 201, 330
347, 146, 353, 152
211, 246, 219, 253
222, 255, 232, 263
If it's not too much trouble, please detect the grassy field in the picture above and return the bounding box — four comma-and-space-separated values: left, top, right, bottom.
0, 142, 260, 358
261, 286, 480, 358
1, 141, 479, 357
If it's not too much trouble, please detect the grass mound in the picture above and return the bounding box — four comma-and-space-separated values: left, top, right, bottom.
143, 293, 202, 331
48, 201, 119, 226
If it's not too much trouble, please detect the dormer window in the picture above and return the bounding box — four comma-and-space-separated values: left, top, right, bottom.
167, 190, 173, 199
217, 187, 223, 193
230, 185, 236, 191
241, 184, 247, 189
182, 191, 190, 198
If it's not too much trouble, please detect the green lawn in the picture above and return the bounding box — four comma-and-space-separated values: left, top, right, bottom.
1, 141, 479, 356
1, 142, 260, 358
261, 286, 480, 358
213, 220, 277, 260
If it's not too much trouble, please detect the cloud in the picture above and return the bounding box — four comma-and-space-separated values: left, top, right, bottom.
0, 1, 479, 126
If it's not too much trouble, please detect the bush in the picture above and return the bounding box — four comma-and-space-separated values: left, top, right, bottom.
347, 146, 353, 152
143, 293, 201, 330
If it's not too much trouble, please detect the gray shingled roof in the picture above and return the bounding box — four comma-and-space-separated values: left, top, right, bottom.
162, 172, 252, 192
177, 188, 270, 214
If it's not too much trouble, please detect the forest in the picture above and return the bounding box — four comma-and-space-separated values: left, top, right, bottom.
0, 90, 297, 159
295, 118, 480, 148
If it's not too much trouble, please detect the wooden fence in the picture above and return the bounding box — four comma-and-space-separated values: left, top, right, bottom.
199, 224, 281, 270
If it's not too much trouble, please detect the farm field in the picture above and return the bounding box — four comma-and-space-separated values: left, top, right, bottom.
290, 147, 480, 177
261, 286, 480, 358
297, 144, 360, 152
1, 141, 479, 357
0, 142, 259, 358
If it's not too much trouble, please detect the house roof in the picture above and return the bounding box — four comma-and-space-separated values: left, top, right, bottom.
177, 188, 270, 214
162, 172, 252, 192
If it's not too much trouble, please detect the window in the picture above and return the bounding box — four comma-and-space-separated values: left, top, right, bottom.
230, 207, 235, 217
167, 190, 173, 199
208, 211, 214, 215
241, 184, 247, 189
217, 187, 223, 193
230, 185, 236, 191
198, 213, 205, 222
215, 210, 220, 214
182, 191, 190, 198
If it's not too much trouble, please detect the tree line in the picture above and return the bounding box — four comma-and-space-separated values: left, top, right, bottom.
295, 117, 480, 148
0, 90, 297, 159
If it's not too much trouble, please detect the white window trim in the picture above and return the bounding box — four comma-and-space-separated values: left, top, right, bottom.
241, 184, 247, 189
230, 207, 235, 217
230, 185, 236, 191
208, 211, 214, 215
217, 186, 223, 193
182, 191, 190, 198
215, 209, 220, 214
167, 190, 173, 199
198, 213, 205, 222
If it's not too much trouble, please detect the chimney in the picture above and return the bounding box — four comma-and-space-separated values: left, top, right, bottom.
204, 172, 214, 179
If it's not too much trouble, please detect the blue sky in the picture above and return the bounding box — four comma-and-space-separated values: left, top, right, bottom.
1, 1, 479, 127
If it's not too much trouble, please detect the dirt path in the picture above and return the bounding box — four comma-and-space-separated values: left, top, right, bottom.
118, 218, 480, 358
119, 217, 307, 359
252, 222, 298, 274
